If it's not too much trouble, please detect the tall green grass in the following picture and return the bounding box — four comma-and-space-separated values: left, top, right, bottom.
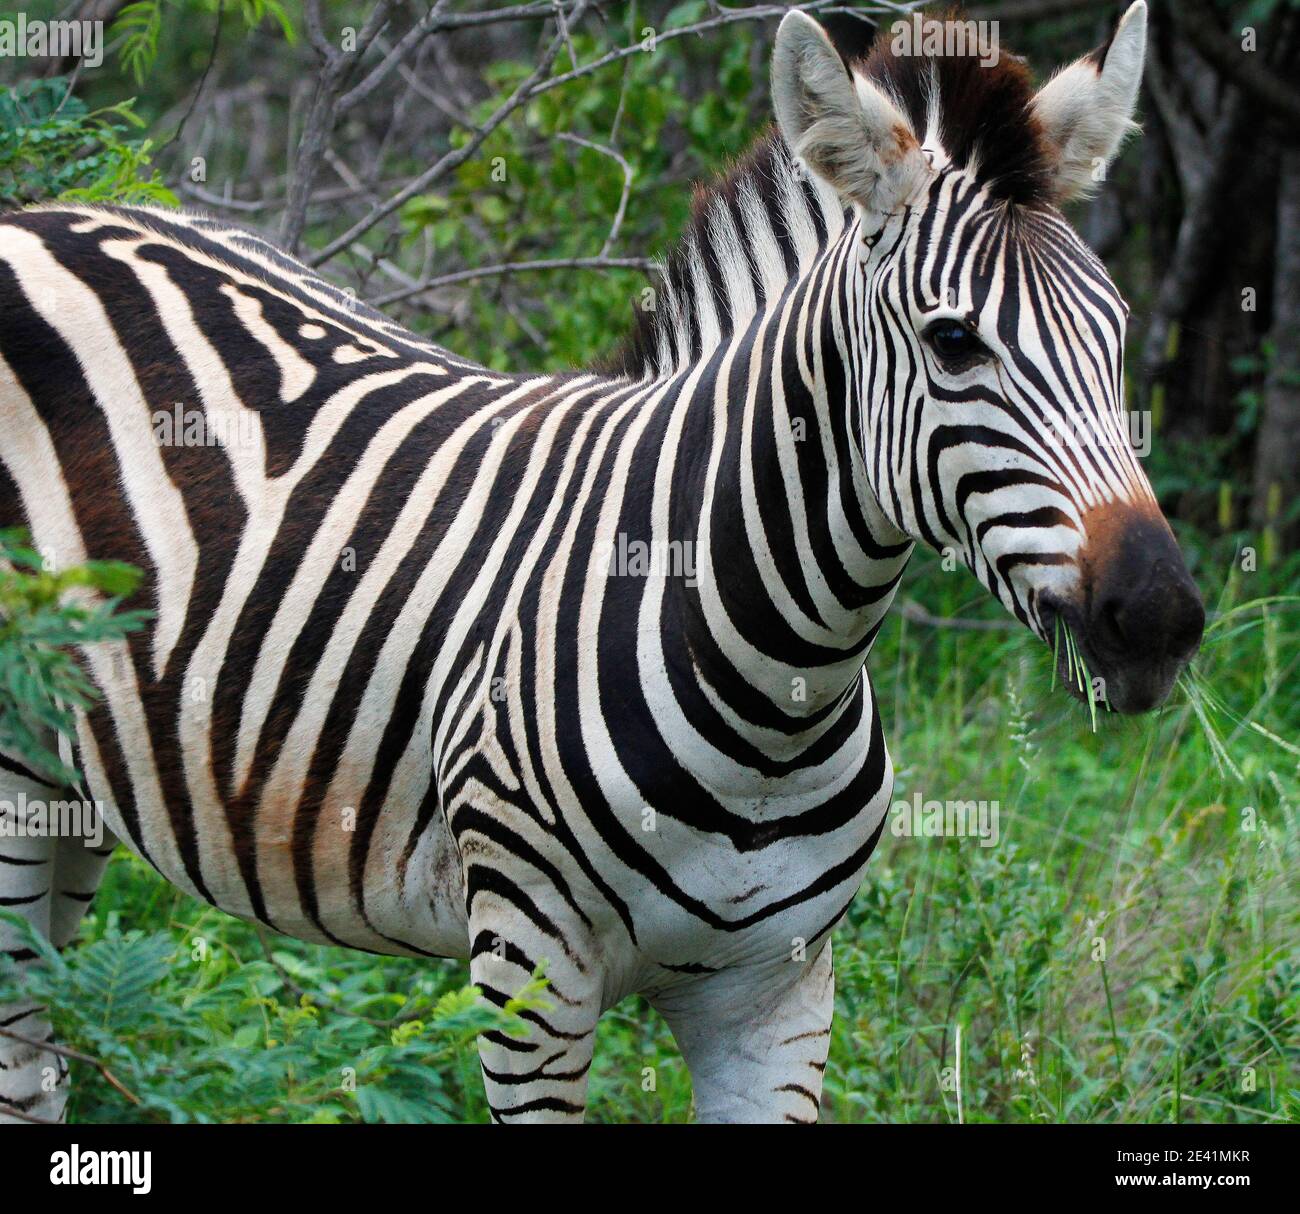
589, 540, 1298, 1123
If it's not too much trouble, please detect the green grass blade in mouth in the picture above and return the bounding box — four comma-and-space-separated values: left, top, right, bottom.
1055, 620, 1103, 732
1073, 624, 1098, 733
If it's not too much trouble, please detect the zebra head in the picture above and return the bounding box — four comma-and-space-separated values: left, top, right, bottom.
772, 1, 1203, 714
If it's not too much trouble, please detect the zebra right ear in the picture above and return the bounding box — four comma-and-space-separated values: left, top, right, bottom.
771, 11, 928, 223
1031, 0, 1147, 202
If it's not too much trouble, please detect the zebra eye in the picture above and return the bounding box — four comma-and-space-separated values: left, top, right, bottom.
924, 320, 988, 368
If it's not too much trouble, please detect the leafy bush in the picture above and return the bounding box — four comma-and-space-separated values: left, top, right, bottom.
0, 888, 549, 1123
0, 529, 151, 783
395, 15, 764, 371
0, 77, 175, 206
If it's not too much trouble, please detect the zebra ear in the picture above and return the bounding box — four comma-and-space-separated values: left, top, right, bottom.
771, 11, 927, 221
1032, 0, 1147, 203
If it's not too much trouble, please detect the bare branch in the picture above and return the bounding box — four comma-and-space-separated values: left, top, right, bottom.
0, 1025, 142, 1106
304, 0, 336, 61
170, 0, 225, 145
0, 1099, 59, 1124
553, 0, 582, 73
338, 0, 452, 115
390, 50, 473, 127
557, 132, 633, 257
336, 2, 617, 116
281, 0, 397, 253
898, 601, 1018, 632
370, 255, 657, 309
183, 179, 415, 213
308, 0, 592, 268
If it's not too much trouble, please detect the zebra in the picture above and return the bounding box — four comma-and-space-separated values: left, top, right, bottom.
0, 0, 1202, 1124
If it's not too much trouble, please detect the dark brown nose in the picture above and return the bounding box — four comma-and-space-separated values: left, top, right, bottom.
1089, 553, 1204, 669
1079, 502, 1204, 713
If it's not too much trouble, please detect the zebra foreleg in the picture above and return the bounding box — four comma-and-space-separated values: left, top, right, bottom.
466, 881, 602, 1124
47, 822, 117, 951
0, 763, 63, 1124
652, 939, 835, 1124
0, 756, 116, 1124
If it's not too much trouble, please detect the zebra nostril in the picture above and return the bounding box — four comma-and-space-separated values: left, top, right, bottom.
1095, 597, 1128, 652
1089, 565, 1204, 664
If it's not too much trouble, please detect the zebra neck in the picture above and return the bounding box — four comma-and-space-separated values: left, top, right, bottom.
669, 233, 913, 765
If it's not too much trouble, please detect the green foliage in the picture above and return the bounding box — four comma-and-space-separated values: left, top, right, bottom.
114, 2, 164, 86
0, 530, 151, 784
0, 76, 176, 205
113, 0, 295, 86
393, 18, 762, 371
0, 870, 549, 1123
808, 538, 1300, 1125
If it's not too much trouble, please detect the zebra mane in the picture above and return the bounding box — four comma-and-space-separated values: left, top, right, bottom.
605, 131, 846, 381
855, 13, 1055, 208
608, 12, 1059, 382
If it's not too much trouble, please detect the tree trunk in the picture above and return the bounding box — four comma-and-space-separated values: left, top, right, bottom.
1251, 146, 1300, 551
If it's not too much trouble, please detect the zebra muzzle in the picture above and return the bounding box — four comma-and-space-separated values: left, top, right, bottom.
1041, 506, 1205, 715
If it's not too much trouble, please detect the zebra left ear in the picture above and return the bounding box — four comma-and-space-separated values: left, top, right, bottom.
772, 11, 928, 223
1032, 0, 1147, 203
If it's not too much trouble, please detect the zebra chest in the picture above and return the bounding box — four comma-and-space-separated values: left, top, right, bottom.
463, 684, 895, 975
545, 777, 886, 985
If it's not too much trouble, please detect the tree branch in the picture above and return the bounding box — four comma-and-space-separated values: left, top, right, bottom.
370, 255, 657, 309
1169, 0, 1300, 131
170, 0, 225, 146
898, 600, 1018, 632
280, 0, 397, 253
338, 0, 453, 115
0, 1025, 141, 1106
557, 132, 634, 257
0, 1099, 59, 1124
306, 0, 899, 269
